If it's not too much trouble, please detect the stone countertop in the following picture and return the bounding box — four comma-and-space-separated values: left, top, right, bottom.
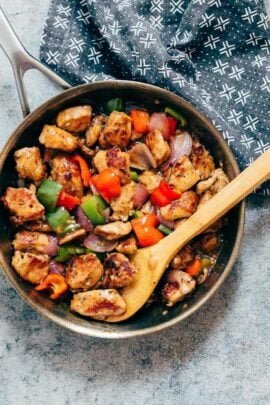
0, 2, 270, 404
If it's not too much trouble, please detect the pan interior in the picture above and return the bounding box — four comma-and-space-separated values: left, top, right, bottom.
0, 82, 243, 337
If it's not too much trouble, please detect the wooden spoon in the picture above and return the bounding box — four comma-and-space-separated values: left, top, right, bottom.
106, 148, 270, 322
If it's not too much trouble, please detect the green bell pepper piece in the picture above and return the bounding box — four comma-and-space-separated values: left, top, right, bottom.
131, 171, 139, 182
105, 97, 124, 114
132, 211, 143, 219
37, 179, 62, 212
81, 195, 107, 226
46, 207, 70, 234
55, 245, 105, 263
165, 107, 187, 127
158, 224, 173, 235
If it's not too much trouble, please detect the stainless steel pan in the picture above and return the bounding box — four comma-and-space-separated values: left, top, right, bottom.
0, 7, 245, 338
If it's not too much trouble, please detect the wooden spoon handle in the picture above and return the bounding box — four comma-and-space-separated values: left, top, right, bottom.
152, 147, 270, 263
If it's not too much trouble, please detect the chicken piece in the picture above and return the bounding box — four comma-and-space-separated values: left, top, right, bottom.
164, 156, 200, 193
200, 233, 219, 253
139, 170, 162, 193
2, 187, 45, 224
197, 191, 213, 208
24, 220, 52, 233
86, 115, 107, 147
171, 246, 194, 269
78, 139, 95, 158
145, 130, 171, 166
196, 168, 229, 195
12, 231, 57, 255
39, 125, 78, 152
160, 191, 198, 221
102, 111, 132, 149
70, 289, 126, 320
162, 269, 196, 306
131, 129, 144, 141
110, 182, 136, 221
116, 236, 137, 255
59, 228, 86, 245
50, 155, 83, 198
102, 253, 137, 288
14, 147, 46, 182
66, 253, 103, 292
190, 139, 215, 180
56, 105, 92, 133
95, 221, 132, 241
11, 251, 49, 285
94, 147, 131, 185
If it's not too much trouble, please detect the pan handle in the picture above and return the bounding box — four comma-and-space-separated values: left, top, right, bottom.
0, 7, 71, 117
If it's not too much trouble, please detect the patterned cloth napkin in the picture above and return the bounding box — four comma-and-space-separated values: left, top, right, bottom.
40, 0, 270, 195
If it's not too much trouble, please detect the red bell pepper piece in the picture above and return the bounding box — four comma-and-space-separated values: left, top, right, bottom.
35, 274, 68, 300
185, 258, 203, 276
159, 180, 181, 200
71, 155, 92, 187
130, 110, 150, 133
151, 181, 180, 207
57, 190, 80, 211
151, 188, 171, 207
131, 214, 163, 247
166, 116, 178, 138
91, 168, 121, 202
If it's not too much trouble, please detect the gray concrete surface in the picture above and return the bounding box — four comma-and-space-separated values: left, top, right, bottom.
0, 1, 270, 404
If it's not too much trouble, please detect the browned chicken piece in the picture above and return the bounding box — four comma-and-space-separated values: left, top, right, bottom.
2, 187, 45, 224
197, 190, 213, 208
94, 147, 131, 185
12, 231, 57, 255
171, 246, 194, 269
196, 168, 229, 195
70, 289, 126, 320
39, 125, 78, 152
24, 219, 52, 233
102, 253, 137, 288
200, 233, 219, 253
101, 111, 132, 149
110, 182, 136, 221
14, 147, 46, 182
164, 156, 200, 193
95, 221, 132, 241
190, 139, 215, 180
145, 130, 171, 166
66, 253, 103, 292
131, 129, 144, 141
139, 170, 162, 193
160, 191, 198, 221
50, 155, 83, 198
59, 228, 86, 245
162, 269, 196, 306
56, 105, 92, 133
78, 139, 95, 158
86, 115, 107, 147
11, 251, 49, 285
116, 236, 137, 255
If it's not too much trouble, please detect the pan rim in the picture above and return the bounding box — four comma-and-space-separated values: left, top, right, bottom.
0, 80, 245, 338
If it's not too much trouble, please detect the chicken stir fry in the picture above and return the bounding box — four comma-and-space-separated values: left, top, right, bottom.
1, 100, 229, 321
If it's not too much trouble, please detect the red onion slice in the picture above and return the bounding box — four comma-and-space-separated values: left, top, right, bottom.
49, 261, 66, 276
129, 143, 157, 170
149, 113, 170, 139
156, 209, 175, 229
132, 184, 149, 209
84, 234, 117, 252
74, 206, 93, 232
45, 235, 59, 256
169, 131, 193, 165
